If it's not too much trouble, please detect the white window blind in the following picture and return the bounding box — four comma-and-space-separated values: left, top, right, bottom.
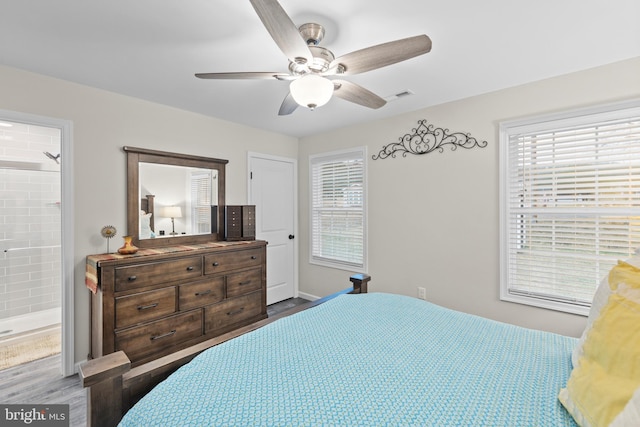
190, 172, 212, 234
310, 148, 366, 270
500, 101, 640, 314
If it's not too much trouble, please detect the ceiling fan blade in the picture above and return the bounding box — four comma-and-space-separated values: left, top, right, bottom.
278, 92, 298, 115
249, 0, 313, 65
195, 72, 290, 80
333, 80, 386, 109
330, 35, 432, 75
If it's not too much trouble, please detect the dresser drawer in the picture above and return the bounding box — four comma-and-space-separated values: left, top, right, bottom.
115, 256, 203, 291
204, 291, 262, 334
115, 287, 177, 329
226, 268, 262, 298
179, 277, 225, 311
204, 248, 262, 275
115, 310, 203, 364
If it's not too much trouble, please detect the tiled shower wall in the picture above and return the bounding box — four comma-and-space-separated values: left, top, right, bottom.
0, 120, 61, 321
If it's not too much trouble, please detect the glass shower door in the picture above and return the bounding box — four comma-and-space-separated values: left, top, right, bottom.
0, 120, 62, 369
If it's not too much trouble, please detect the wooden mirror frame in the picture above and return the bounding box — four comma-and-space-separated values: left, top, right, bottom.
124, 146, 228, 248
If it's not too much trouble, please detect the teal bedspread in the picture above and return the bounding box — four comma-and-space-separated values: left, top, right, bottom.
119, 293, 578, 426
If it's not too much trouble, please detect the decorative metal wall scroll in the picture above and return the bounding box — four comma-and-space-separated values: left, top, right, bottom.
372, 119, 488, 160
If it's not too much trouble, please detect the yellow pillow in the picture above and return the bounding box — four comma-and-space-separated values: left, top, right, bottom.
608, 259, 640, 290
610, 386, 640, 427
572, 259, 640, 368
559, 282, 640, 426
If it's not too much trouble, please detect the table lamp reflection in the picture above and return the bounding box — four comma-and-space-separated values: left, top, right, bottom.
162, 206, 182, 236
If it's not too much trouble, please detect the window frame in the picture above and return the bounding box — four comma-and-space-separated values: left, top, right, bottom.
499, 99, 640, 315
189, 170, 213, 234
309, 147, 368, 272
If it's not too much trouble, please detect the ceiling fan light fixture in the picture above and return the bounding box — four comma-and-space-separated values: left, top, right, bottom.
289, 74, 333, 110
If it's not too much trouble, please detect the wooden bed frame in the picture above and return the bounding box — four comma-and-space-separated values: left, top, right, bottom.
140, 194, 155, 231
79, 274, 371, 427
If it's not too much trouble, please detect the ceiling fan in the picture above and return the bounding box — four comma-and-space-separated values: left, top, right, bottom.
195, 0, 432, 115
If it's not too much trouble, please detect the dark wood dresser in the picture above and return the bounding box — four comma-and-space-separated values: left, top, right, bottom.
87, 240, 267, 367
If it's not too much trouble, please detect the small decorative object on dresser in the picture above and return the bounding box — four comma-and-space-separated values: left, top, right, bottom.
100, 225, 117, 253
225, 205, 255, 241
117, 235, 138, 255
86, 240, 267, 367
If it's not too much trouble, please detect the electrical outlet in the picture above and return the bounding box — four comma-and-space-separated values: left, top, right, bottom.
417, 287, 426, 300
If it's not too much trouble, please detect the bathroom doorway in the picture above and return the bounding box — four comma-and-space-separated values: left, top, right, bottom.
0, 112, 73, 376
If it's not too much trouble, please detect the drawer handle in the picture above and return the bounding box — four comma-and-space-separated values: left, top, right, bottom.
238, 280, 252, 286
186, 266, 194, 271
211, 262, 219, 267
227, 307, 244, 316
250, 256, 257, 260
128, 275, 137, 281
195, 289, 211, 296
150, 330, 176, 341
137, 303, 159, 311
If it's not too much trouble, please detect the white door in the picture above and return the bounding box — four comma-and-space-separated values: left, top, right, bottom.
248, 153, 296, 305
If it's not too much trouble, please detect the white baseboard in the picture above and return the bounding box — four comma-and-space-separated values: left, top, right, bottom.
298, 291, 320, 301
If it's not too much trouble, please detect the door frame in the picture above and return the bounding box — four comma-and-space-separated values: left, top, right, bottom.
0, 109, 74, 377
247, 152, 299, 300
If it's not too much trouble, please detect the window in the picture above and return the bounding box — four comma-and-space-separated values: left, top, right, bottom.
310, 148, 367, 271
190, 171, 213, 234
500, 100, 640, 315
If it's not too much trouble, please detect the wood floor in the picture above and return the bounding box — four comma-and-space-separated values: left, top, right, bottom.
0, 354, 86, 426
0, 297, 308, 427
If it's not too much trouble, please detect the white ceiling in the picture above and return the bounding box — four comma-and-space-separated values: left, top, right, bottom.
2, 0, 639, 138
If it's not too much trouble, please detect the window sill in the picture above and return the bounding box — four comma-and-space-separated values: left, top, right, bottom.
309, 257, 366, 274
500, 291, 589, 317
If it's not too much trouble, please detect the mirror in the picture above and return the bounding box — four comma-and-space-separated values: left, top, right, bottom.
138, 163, 218, 238
124, 146, 227, 248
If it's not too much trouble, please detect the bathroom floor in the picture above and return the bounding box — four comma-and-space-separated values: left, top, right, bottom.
0, 308, 61, 370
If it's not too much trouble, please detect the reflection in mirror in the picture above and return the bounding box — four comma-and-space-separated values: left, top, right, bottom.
124, 146, 227, 249
138, 163, 218, 239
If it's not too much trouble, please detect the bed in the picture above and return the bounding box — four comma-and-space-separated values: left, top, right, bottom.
81, 266, 640, 427
140, 194, 155, 238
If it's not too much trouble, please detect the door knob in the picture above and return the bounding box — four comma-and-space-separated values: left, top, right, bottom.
288, 234, 295, 239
